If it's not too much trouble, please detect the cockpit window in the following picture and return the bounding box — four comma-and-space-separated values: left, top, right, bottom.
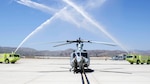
81, 53, 88, 58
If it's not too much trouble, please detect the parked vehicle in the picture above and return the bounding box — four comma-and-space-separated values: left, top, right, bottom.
0, 53, 20, 64
126, 54, 150, 64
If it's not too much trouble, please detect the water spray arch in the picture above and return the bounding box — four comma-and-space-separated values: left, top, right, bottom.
15, 0, 129, 53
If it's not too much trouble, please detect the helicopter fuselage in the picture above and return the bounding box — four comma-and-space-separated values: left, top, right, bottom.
70, 50, 90, 72
52, 37, 115, 73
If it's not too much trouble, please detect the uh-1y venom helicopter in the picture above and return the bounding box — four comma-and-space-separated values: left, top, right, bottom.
52, 38, 116, 73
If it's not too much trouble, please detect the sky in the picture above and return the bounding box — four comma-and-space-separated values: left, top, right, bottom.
0, 0, 150, 52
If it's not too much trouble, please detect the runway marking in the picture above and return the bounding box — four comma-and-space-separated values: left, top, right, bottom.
81, 72, 90, 84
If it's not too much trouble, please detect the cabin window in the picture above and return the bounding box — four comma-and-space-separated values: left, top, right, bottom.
135, 56, 137, 58
73, 53, 76, 58
126, 56, 133, 58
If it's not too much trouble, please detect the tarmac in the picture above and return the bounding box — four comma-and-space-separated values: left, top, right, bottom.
0, 58, 150, 84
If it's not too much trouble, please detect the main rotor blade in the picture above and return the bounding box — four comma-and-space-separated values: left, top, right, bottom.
82, 40, 91, 43
53, 42, 72, 47
27, 41, 66, 46
90, 41, 117, 46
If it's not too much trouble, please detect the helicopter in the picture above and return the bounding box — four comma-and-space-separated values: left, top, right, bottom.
52, 38, 116, 73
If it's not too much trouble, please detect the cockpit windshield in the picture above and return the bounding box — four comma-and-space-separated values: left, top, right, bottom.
74, 52, 88, 58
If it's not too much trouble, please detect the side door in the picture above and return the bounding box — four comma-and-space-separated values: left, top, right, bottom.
0, 54, 4, 62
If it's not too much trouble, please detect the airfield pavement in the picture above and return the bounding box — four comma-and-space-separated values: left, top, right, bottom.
0, 57, 150, 84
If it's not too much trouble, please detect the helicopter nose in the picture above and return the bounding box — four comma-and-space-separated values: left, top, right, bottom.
77, 57, 81, 63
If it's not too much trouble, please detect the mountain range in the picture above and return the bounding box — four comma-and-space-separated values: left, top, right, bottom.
0, 46, 150, 57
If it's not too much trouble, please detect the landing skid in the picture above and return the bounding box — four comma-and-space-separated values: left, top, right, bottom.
70, 67, 79, 73
70, 67, 85, 74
